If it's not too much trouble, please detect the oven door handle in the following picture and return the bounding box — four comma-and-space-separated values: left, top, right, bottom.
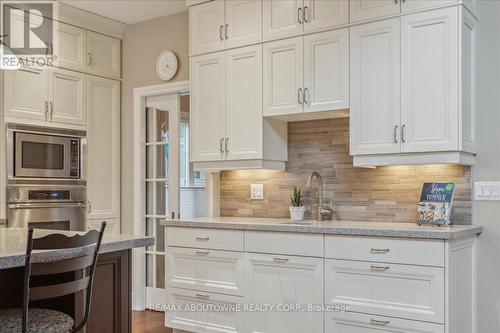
7, 202, 87, 209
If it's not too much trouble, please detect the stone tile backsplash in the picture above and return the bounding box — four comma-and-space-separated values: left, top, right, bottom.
220, 118, 472, 224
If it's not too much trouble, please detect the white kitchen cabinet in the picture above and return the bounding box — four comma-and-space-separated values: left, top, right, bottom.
400, 7, 458, 153
350, 18, 400, 155
303, 0, 349, 32
225, 0, 262, 49
245, 253, 324, 333
4, 67, 48, 122
401, 0, 457, 13
326, 312, 445, 333
86, 31, 121, 79
166, 287, 244, 333
87, 218, 120, 235
350, 0, 400, 23
87, 76, 121, 220
263, 0, 303, 40
54, 22, 87, 72
190, 0, 226, 55
190, 51, 226, 162
263, 37, 304, 116
225, 45, 262, 160
304, 28, 349, 113
48, 68, 86, 126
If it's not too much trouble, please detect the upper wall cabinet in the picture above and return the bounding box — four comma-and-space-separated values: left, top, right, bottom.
263, 0, 348, 40
54, 22, 87, 72
86, 32, 121, 79
190, 0, 262, 56
48, 68, 86, 127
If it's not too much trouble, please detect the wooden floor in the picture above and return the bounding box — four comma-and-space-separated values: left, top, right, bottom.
132, 310, 173, 333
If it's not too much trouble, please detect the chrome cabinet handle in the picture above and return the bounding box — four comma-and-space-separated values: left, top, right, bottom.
220, 138, 224, 152
393, 125, 399, 143
195, 250, 209, 255
303, 87, 310, 105
394, 0, 399, 3
225, 137, 229, 152
273, 258, 289, 263
196, 236, 210, 241
370, 319, 390, 326
87, 52, 92, 66
298, 7, 303, 24
401, 124, 406, 143
303, 6, 309, 23
298, 88, 303, 104
219, 25, 224, 41
370, 265, 390, 272
225, 24, 229, 39
49, 101, 54, 120
196, 293, 210, 299
87, 201, 92, 213
370, 248, 390, 254
44, 101, 49, 120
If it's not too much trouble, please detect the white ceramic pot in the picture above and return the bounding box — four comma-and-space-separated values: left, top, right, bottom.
289, 206, 306, 221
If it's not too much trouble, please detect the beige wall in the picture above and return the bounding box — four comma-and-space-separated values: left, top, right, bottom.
121, 11, 189, 233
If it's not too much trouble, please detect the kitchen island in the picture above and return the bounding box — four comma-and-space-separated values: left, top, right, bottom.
0, 228, 154, 333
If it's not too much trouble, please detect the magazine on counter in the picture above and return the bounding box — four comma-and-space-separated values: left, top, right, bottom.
416, 182, 456, 225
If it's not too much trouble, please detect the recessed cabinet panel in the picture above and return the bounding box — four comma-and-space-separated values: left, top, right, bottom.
49, 69, 86, 126
225, 0, 262, 49
191, 52, 226, 162
350, 18, 400, 155
350, 0, 400, 23
225, 45, 263, 160
263, 37, 304, 116
54, 22, 87, 72
303, 0, 349, 32
190, 0, 225, 55
87, 31, 121, 79
304, 28, 349, 113
401, 7, 458, 153
263, 0, 303, 40
402, 0, 457, 13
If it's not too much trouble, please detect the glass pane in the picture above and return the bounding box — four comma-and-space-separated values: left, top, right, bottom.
156, 255, 165, 289
156, 182, 168, 217
146, 146, 154, 179
146, 182, 154, 215
180, 187, 207, 219
156, 219, 165, 252
156, 145, 168, 179
146, 254, 154, 287
146, 108, 155, 143
156, 110, 169, 142
22, 142, 64, 169
146, 218, 154, 251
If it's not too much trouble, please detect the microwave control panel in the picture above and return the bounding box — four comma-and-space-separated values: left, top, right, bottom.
70, 139, 80, 178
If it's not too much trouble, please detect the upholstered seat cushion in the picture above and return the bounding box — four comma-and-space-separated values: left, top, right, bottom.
0, 308, 74, 333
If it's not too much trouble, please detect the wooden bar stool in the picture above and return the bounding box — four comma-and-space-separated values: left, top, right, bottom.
0, 222, 106, 333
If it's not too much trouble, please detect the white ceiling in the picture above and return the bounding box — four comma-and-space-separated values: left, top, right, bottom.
61, 0, 188, 25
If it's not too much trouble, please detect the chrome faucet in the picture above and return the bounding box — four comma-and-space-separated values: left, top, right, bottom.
306, 171, 332, 221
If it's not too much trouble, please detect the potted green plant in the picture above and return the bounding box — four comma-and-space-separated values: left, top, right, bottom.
289, 186, 306, 221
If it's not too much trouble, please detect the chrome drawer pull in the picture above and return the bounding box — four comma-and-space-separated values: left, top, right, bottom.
196, 236, 210, 241
370, 265, 390, 272
370, 319, 390, 326
273, 258, 289, 263
370, 248, 390, 254
196, 293, 210, 299
195, 250, 209, 255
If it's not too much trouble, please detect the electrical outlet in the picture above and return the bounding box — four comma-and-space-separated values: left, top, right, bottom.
474, 182, 500, 201
251, 184, 264, 200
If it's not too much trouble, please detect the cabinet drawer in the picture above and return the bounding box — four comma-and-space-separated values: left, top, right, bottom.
325, 236, 444, 266
325, 259, 444, 323
166, 287, 243, 333
245, 231, 324, 257
166, 227, 244, 251
326, 311, 444, 333
166, 246, 245, 296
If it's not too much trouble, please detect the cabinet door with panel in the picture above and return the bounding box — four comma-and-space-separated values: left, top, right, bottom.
190, 0, 225, 55
263, 37, 304, 116
263, 0, 304, 40
245, 253, 324, 333
225, 0, 262, 49
304, 28, 349, 113
54, 22, 87, 72
225, 45, 263, 160
4, 67, 49, 122
48, 68, 86, 127
401, 0, 457, 13
87, 76, 121, 220
401, 7, 458, 153
191, 52, 226, 162
350, 18, 401, 155
87, 32, 121, 79
350, 0, 400, 23
303, 0, 349, 32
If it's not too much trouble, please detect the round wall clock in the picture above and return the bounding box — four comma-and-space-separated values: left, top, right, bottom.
156, 51, 178, 81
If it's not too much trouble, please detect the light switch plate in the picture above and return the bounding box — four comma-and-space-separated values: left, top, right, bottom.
250, 184, 264, 200
474, 182, 500, 201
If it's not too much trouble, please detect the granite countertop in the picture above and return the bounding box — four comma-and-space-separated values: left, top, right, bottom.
161, 217, 482, 240
0, 228, 154, 269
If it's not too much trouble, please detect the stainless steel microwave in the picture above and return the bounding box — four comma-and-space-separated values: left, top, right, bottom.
8, 126, 85, 180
